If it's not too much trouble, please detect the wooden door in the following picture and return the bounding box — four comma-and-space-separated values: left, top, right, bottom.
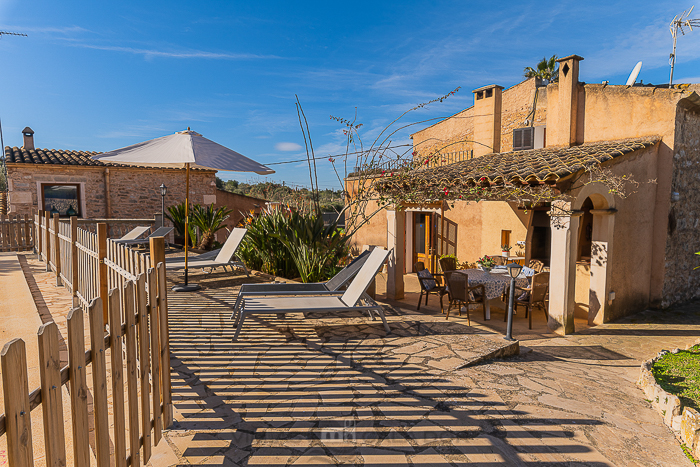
413, 212, 432, 269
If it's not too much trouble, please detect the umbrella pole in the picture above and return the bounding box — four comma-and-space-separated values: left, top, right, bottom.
184, 162, 190, 285
173, 162, 201, 292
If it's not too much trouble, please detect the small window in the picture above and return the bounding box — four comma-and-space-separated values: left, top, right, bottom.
476, 91, 484, 100
501, 230, 511, 249
485, 89, 493, 98
41, 183, 81, 217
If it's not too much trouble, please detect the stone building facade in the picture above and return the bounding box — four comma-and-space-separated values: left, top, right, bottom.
4, 129, 218, 222
349, 54, 700, 334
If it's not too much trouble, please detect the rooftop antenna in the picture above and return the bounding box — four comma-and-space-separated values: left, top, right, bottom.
669, 6, 700, 87
0, 30, 27, 39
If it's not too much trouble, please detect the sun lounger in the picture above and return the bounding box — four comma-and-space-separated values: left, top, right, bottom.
166, 227, 248, 275
116, 226, 151, 241
232, 247, 391, 341
230, 249, 371, 320
114, 226, 174, 246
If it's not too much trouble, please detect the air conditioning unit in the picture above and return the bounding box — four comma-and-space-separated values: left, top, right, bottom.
513, 126, 546, 151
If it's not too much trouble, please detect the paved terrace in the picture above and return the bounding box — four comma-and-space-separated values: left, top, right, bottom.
5, 254, 700, 466
163, 268, 700, 466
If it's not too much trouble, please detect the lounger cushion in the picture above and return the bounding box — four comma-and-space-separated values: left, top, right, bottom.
242, 296, 348, 312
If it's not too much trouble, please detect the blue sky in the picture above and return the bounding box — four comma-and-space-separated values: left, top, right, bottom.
1, 0, 699, 189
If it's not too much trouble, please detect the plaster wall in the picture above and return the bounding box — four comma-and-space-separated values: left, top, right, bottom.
567, 144, 660, 321
214, 188, 265, 243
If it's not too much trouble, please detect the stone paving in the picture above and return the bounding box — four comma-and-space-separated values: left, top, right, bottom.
8, 256, 700, 466
162, 269, 700, 466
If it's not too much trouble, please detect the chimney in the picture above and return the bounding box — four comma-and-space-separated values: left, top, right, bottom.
472, 84, 503, 157
22, 127, 35, 150
552, 55, 584, 146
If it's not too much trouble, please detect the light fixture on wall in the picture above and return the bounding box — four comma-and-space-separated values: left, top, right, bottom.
160, 184, 167, 227
505, 263, 523, 341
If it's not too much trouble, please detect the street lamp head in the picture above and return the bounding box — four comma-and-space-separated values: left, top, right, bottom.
507, 262, 523, 279
160, 183, 167, 197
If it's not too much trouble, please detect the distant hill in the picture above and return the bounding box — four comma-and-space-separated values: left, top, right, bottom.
216, 178, 344, 213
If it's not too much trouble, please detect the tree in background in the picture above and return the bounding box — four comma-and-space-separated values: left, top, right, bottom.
523, 55, 558, 83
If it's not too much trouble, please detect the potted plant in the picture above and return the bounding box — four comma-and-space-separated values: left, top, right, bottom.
477, 255, 496, 272
501, 244, 512, 257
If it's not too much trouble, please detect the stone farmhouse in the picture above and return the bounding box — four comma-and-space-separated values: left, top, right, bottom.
4, 127, 264, 241
348, 54, 700, 334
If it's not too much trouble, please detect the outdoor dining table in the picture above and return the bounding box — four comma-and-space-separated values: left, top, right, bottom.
455, 268, 531, 319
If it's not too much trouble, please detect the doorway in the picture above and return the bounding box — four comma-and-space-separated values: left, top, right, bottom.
413, 212, 433, 268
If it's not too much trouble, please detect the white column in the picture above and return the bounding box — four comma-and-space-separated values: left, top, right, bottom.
547, 202, 580, 335
386, 209, 405, 300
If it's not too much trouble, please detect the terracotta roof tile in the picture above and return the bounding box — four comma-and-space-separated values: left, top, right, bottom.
377, 137, 660, 190
3, 146, 209, 170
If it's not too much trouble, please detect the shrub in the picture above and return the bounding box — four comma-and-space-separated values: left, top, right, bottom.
237, 208, 349, 282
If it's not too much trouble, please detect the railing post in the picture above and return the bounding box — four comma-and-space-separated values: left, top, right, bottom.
53, 212, 61, 286
24, 214, 31, 250
36, 209, 42, 259
44, 210, 51, 271
1, 339, 34, 467
70, 216, 79, 307
97, 223, 109, 325
149, 237, 172, 427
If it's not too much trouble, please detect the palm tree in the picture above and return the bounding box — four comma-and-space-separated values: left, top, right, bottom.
191, 204, 233, 250
523, 55, 559, 83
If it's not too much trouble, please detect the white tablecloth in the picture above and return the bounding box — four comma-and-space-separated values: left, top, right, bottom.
456, 269, 530, 300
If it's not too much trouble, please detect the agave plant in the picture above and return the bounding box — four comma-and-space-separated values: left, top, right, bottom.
236, 208, 349, 282
272, 210, 349, 283
191, 204, 233, 250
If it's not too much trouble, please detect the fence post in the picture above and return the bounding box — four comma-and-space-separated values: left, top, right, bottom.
24, 214, 31, 250
36, 209, 43, 259
44, 210, 51, 271
97, 223, 109, 325
1, 339, 34, 467
88, 298, 110, 467
37, 322, 67, 467
53, 212, 61, 286
67, 308, 90, 467
149, 237, 172, 427
70, 216, 78, 307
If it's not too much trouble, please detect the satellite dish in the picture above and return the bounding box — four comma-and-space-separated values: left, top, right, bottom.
626, 61, 643, 86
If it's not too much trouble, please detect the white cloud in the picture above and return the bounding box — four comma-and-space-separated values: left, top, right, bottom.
66, 43, 282, 60
275, 142, 302, 151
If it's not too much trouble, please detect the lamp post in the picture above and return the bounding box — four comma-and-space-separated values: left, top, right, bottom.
505, 262, 523, 341
159, 184, 167, 227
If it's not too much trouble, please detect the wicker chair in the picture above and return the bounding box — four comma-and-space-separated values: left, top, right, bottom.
414, 261, 447, 313
513, 271, 550, 329
492, 256, 507, 266
439, 256, 458, 273
528, 259, 545, 273
444, 271, 486, 323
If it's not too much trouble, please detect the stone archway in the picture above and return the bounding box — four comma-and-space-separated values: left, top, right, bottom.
548, 184, 615, 334
572, 185, 615, 326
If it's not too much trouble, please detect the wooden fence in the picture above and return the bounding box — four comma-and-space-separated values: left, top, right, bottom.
1, 209, 173, 467
0, 214, 33, 252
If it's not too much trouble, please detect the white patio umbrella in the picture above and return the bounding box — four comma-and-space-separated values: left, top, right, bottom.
93, 129, 274, 292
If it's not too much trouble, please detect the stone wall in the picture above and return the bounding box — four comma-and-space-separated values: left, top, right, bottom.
499, 78, 547, 153
6, 164, 216, 221
214, 188, 265, 243
411, 77, 547, 160
411, 107, 475, 159
661, 105, 700, 306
